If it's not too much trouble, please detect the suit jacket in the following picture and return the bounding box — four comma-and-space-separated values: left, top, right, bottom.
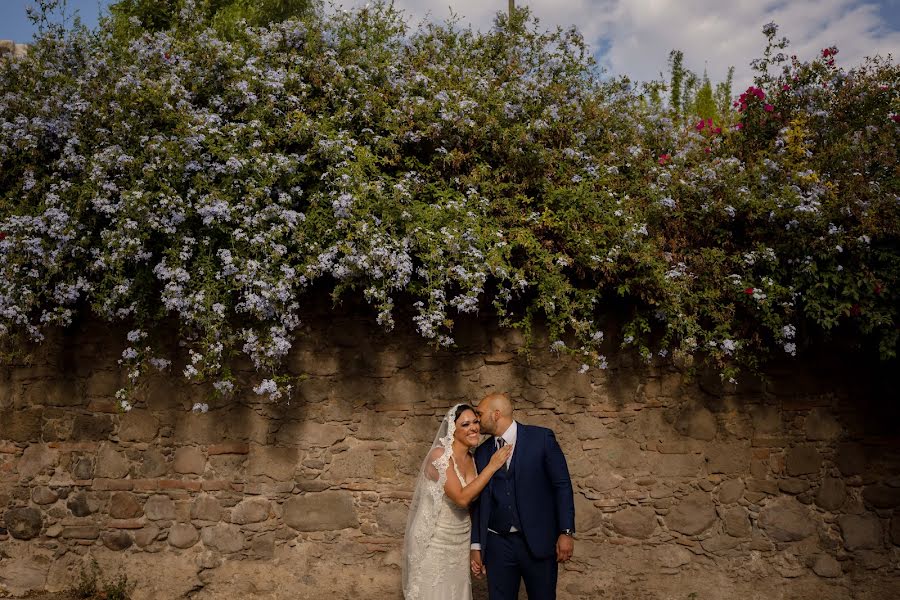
471, 423, 575, 559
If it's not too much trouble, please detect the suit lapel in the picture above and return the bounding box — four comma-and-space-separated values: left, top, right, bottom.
512, 423, 525, 482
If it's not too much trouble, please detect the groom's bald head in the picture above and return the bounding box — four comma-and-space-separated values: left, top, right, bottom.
476, 392, 514, 435
480, 392, 513, 417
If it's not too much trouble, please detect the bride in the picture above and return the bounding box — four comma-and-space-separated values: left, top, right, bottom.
402, 403, 512, 600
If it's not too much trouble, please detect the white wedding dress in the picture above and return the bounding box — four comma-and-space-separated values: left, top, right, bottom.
409, 458, 473, 599
402, 406, 476, 600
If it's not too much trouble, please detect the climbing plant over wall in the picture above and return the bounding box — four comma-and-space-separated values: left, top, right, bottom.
1, 3, 897, 405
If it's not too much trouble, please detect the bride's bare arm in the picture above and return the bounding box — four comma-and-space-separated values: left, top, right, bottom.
443, 445, 511, 508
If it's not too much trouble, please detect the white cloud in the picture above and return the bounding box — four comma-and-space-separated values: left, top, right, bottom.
340, 0, 899, 93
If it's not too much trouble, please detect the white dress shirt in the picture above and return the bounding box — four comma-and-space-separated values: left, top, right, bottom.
497, 420, 518, 469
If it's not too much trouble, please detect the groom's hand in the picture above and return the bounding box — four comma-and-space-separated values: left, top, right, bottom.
556, 534, 574, 562
470, 550, 485, 578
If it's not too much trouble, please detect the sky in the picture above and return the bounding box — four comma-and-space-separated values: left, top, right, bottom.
1, 0, 898, 91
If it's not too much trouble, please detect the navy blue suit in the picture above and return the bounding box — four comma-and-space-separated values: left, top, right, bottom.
471, 423, 575, 599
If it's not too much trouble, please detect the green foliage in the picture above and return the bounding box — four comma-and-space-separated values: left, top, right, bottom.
107, 0, 317, 39
715, 66, 735, 124
0, 6, 897, 401
692, 71, 717, 121
669, 49, 684, 120
70, 559, 134, 600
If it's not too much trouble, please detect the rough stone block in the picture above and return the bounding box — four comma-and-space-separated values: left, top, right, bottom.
749, 405, 781, 435
835, 443, 866, 476
574, 493, 603, 533
675, 406, 717, 441
17, 444, 58, 479
573, 416, 610, 441
278, 421, 346, 447
706, 443, 751, 474
804, 408, 842, 441
231, 497, 271, 524
327, 447, 376, 480
139, 448, 169, 478
718, 479, 744, 504
0, 550, 51, 595
71, 414, 114, 441
207, 442, 250, 455
785, 445, 821, 476
191, 494, 223, 521
31, 487, 58, 505
67, 492, 99, 517
96, 444, 131, 479
0, 409, 43, 442
891, 514, 900, 546
250, 532, 275, 559
700, 534, 740, 553
779, 478, 810, 495
815, 478, 846, 511
71, 456, 95, 480
61, 526, 100, 540
109, 491, 144, 519
118, 411, 159, 442
168, 523, 200, 548
759, 497, 815, 542
4, 507, 43, 540
201, 523, 245, 553
173, 446, 206, 475
84, 371, 123, 398
665, 492, 716, 535
101, 530, 133, 551
838, 514, 882, 550
862, 485, 900, 509
134, 525, 160, 548
723, 506, 751, 537
654, 545, 692, 568
610, 506, 657, 539
647, 453, 704, 478
283, 491, 359, 531
144, 494, 176, 520
248, 446, 298, 481
375, 502, 408, 536
812, 555, 842, 578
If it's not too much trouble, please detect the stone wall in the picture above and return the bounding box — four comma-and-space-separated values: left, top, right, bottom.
1, 311, 899, 599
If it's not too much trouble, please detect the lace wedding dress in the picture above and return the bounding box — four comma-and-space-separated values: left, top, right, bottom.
402, 405, 475, 600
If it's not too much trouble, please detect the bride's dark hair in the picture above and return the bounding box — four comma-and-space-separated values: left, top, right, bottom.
454, 404, 475, 422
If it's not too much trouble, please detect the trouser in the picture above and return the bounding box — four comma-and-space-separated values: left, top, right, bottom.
484, 530, 557, 600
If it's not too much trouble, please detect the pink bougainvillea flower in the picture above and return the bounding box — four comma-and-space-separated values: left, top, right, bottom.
782, 84, 791, 91
714, 127, 722, 134
735, 123, 744, 130
890, 114, 900, 123
658, 154, 670, 165
744, 288, 755, 295
764, 104, 774, 112
695, 120, 705, 131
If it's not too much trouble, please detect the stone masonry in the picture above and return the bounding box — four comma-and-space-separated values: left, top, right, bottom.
1, 311, 899, 599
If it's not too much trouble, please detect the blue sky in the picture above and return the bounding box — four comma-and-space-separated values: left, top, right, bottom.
1, 0, 898, 90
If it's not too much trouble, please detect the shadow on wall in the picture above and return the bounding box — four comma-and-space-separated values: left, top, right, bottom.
1, 293, 899, 599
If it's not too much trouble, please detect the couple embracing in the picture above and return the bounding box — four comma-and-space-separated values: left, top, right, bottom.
402, 392, 576, 599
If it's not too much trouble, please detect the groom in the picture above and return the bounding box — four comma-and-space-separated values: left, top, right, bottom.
470, 392, 575, 599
